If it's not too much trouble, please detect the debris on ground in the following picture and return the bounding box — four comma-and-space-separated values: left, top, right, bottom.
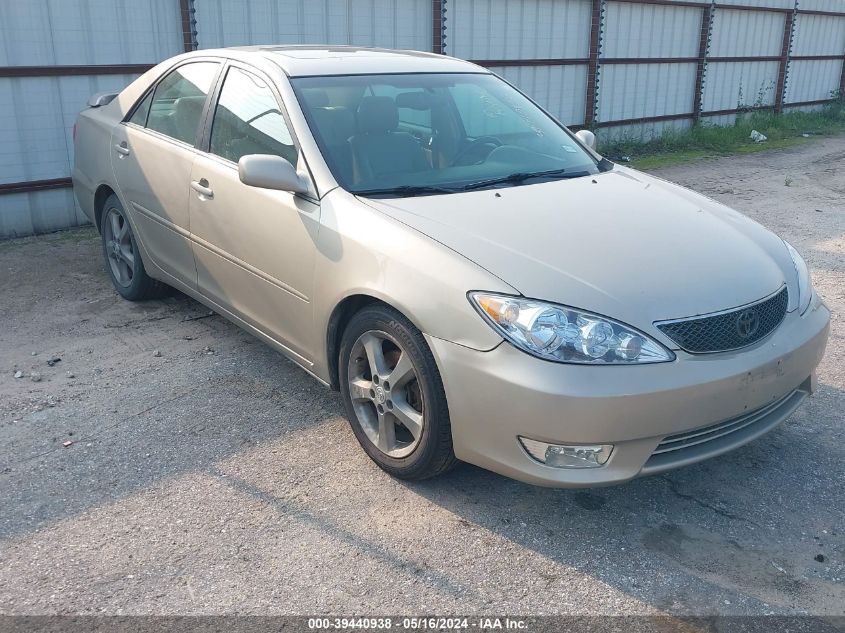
46, 356, 61, 367
750, 130, 768, 143
182, 311, 215, 322
66, 371, 75, 379
30, 372, 42, 383
62, 440, 74, 448
13, 371, 23, 379
152, 350, 162, 358
202, 346, 214, 355
815, 554, 826, 563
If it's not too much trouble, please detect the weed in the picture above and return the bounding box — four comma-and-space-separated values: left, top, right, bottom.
599, 101, 845, 170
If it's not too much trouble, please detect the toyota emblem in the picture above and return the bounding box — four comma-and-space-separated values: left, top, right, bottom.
736, 309, 760, 339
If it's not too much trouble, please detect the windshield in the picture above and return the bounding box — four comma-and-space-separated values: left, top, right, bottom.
290, 73, 599, 196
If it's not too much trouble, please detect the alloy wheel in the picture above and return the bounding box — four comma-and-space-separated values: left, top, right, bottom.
103, 207, 135, 288
347, 330, 425, 458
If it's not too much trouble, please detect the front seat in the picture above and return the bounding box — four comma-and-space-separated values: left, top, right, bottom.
312, 106, 356, 183
349, 96, 429, 183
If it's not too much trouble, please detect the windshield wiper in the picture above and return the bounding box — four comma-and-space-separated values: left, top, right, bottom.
459, 168, 590, 191
353, 185, 459, 197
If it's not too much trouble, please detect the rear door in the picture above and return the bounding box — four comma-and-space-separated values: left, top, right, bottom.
112, 60, 221, 288
188, 62, 320, 362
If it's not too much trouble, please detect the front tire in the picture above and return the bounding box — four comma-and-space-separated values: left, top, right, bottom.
339, 305, 457, 480
100, 194, 164, 301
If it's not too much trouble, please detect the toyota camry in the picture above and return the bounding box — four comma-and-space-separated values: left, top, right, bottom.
72, 46, 830, 487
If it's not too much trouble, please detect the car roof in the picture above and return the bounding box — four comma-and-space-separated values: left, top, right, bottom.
199, 45, 488, 77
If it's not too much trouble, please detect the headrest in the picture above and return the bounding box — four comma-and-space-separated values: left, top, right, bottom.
173, 96, 207, 140
356, 96, 398, 134
174, 95, 206, 117
395, 91, 436, 110
312, 106, 356, 143
304, 89, 329, 108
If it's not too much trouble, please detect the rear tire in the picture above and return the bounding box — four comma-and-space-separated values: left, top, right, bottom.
339, 305, 458, 480
100, 194, 165, 301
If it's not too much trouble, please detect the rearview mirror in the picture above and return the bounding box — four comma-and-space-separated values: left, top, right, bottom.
575, 129, 597, 150
238, 154, 309, 194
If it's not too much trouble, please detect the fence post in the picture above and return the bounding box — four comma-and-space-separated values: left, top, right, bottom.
584, 0, 605, 127
774, 2, 798, 113
432, 0, 445, 54
692, 2, 715, 123
840, 41, 845, 99
179, 0, 197, 52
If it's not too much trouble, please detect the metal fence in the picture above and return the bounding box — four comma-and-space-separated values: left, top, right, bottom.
2, 0, 844, 237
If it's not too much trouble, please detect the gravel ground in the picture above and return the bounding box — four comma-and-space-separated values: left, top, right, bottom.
0, 137, 843, 617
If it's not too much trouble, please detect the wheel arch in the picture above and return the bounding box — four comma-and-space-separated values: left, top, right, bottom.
325, 293, 429, 391
93, 183, 117, 233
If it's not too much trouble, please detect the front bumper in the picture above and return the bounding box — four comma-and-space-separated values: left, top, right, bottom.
427, 300, 830, 488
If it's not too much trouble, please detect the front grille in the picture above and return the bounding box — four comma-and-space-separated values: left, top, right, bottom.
655, 287, 788, 353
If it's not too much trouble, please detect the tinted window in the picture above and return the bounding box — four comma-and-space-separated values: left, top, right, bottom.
292, 73, 598, 194
371, 85, 431, 130
146, 62, 219, 145
209, 67, 297, 166
449, 82, 535, 138
128, 91, 153, 126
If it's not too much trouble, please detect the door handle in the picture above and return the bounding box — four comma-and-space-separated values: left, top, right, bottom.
114, 142, 130, 156
190, 179, 214, 199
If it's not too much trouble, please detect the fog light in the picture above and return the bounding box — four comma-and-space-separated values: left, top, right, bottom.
519, 437, 613, 468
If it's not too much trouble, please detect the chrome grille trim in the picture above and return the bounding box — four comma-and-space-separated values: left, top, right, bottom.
640, 386, 809, 476
653, 391, 794, 455
655, 286, 789, 354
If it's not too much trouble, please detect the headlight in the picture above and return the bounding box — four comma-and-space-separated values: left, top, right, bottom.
469, 292, 674, 364
783, 240, 812, 314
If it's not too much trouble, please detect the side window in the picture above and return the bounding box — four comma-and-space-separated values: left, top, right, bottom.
209, 67, 298, 166
146, 62, 219, 145
128, 91, 153, 126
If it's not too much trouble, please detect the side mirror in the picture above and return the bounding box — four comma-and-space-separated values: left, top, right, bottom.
238, 154, 309, 194
575, 129, 597, 150
88, 92, 118, 108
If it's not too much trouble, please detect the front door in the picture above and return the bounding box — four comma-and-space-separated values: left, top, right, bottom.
188, 64, 320, 363
112, 60, 220, 288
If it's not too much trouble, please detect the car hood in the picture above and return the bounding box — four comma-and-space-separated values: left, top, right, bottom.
360, 167, 797, 337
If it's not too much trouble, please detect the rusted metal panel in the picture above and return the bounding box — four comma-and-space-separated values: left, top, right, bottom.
585, 0, 604, 126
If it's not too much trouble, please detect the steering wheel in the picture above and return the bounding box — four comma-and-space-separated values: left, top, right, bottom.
449, 136, 503, 166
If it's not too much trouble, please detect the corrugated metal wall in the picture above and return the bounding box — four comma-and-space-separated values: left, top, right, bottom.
444, 0, 591, 126
193, 0, 432, 50
2, 0, 845, 237
787, 13, 845, 104
0, 0, 184, 237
